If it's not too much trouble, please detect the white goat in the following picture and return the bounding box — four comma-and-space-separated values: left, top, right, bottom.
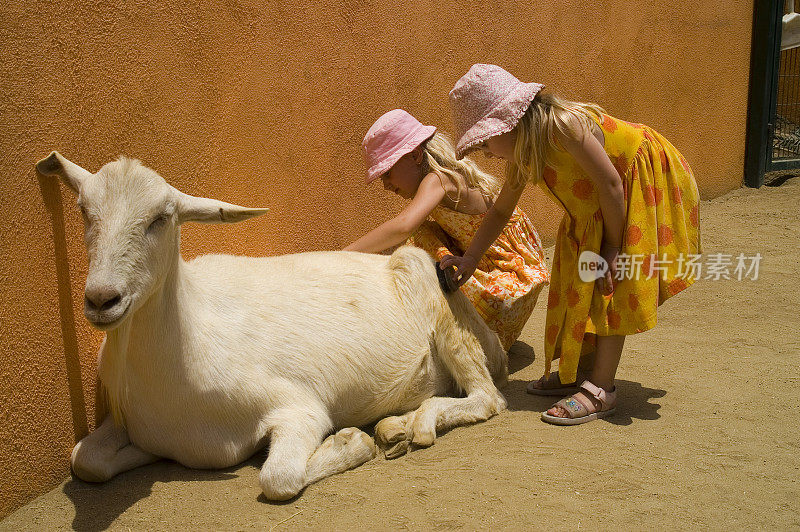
37, 152, 508, 500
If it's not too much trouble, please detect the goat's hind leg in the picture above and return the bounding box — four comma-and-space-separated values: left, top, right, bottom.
71, 416, 158, 482
375, 389, 504, 458
376, 297, 507, 457
412, 302, 508, 446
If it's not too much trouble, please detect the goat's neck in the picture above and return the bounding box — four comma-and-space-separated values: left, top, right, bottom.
131, 249, 191, 339
100, 239, 195, 421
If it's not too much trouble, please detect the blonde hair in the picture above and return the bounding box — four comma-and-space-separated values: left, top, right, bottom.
506, 91, 605, 188
419, 132, 500, 199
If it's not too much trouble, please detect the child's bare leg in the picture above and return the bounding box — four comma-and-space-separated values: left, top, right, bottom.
547, 335, 624, 417
589, 335, 624, 389
578, 350, 597, 372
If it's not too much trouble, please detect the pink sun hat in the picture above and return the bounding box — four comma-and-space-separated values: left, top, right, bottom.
449, 64, 544, 159
362, 109, 437, 184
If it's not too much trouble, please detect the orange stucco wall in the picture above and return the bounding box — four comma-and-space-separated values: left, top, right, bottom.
0, 1, 753, 516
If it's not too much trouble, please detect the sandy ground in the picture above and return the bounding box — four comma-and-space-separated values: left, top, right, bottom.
3, 178, 799, 531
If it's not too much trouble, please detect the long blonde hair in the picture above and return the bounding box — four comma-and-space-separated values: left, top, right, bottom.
419, 132, 500, 199
506, 91, 605, 188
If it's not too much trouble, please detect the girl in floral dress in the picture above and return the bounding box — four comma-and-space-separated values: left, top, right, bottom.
345, 108, 549, 351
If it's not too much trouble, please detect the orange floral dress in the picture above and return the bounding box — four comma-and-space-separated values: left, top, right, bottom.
410, 205, 550, 351
541, 113, 701, 384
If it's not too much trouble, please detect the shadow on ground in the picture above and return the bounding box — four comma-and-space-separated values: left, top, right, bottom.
507, 341, 536, 374
503, 377, 666, 426
503, 340, 666, 425
63, 453, 264, 532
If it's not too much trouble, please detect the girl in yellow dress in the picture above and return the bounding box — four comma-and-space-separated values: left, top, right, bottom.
442, 65, 701, 424
345, 108, 549, 351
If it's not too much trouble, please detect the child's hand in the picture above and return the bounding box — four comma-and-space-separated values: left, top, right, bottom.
439, 254, 477, 287
598, 243, 620, 295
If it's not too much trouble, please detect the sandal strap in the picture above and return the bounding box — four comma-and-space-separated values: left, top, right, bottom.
552, 395, 590, 419
579, 380, 616, 410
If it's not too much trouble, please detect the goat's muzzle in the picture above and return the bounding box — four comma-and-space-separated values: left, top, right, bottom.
84, 286, 130, 329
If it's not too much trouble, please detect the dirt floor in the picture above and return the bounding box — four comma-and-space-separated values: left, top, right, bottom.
3, 178, 799, 531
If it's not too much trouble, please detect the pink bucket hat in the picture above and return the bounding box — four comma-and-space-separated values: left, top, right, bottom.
362, 109, 437, 184
449, 64, 544, 158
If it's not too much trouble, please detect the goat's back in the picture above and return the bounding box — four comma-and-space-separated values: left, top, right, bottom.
175, 247, 451, 422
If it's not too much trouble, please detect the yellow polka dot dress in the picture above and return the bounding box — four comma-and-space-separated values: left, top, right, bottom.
541, 114, 701, 384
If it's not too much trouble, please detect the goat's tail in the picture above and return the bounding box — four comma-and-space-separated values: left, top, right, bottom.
386, 245, 441, 307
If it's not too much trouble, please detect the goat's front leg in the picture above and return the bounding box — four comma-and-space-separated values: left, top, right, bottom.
259, 406, 376, 501
71, 416, 158, 482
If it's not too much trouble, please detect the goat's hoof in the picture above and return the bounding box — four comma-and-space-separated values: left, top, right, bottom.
383, 439, 410, 459
71, 465, 112, 483
322, 427, 376, 464
375, 417, 405, 444
375, 415, 413, 457
375, 416, 414, 459
411, 429, 435, 448
493, 392, 508, 413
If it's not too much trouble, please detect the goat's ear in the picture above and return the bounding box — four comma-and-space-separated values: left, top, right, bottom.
35, 151, 92, 194
173, 190, 269, 224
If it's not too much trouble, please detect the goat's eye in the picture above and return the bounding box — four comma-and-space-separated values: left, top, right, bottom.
147, 214, 168, 234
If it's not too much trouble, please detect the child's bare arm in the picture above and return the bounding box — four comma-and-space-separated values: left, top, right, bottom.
440, 179, 525, 284
344, 173, 446, 253
559, 118, 625, 293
